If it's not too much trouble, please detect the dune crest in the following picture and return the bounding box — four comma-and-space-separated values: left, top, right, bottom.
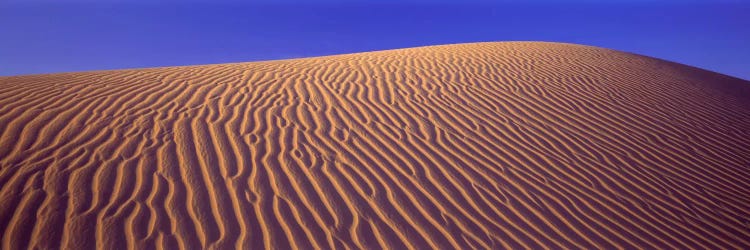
1, 42, 750, 249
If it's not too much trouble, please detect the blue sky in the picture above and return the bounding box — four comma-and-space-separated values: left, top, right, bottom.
1, 1, 748, 80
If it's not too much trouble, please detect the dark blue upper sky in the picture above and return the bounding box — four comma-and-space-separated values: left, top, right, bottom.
1, 1, 748, 80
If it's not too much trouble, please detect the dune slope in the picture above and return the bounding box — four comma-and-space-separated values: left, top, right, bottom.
2, 42, 750, 249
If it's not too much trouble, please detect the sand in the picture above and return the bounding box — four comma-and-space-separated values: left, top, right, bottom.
1, 42, 750, 249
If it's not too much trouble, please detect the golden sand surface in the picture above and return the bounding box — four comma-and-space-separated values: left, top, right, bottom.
1, 42, 750, 249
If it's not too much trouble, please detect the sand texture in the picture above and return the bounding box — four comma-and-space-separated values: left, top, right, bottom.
2, 42, 750, 249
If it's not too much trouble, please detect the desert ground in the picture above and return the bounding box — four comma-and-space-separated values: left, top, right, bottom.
1, 42, 750, 249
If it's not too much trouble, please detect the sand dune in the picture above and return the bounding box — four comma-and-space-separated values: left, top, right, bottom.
1, 42, 750, 249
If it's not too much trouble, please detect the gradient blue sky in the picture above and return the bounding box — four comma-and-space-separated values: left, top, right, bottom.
1, 1, 748, 80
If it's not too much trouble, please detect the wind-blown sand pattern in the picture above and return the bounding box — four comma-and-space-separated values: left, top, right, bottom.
2, 42, 750, 249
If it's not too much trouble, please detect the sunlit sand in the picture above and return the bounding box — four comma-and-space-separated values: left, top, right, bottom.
2, 42, 749, 249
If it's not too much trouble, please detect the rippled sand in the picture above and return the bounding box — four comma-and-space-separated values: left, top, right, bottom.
2, 42, 750, 249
